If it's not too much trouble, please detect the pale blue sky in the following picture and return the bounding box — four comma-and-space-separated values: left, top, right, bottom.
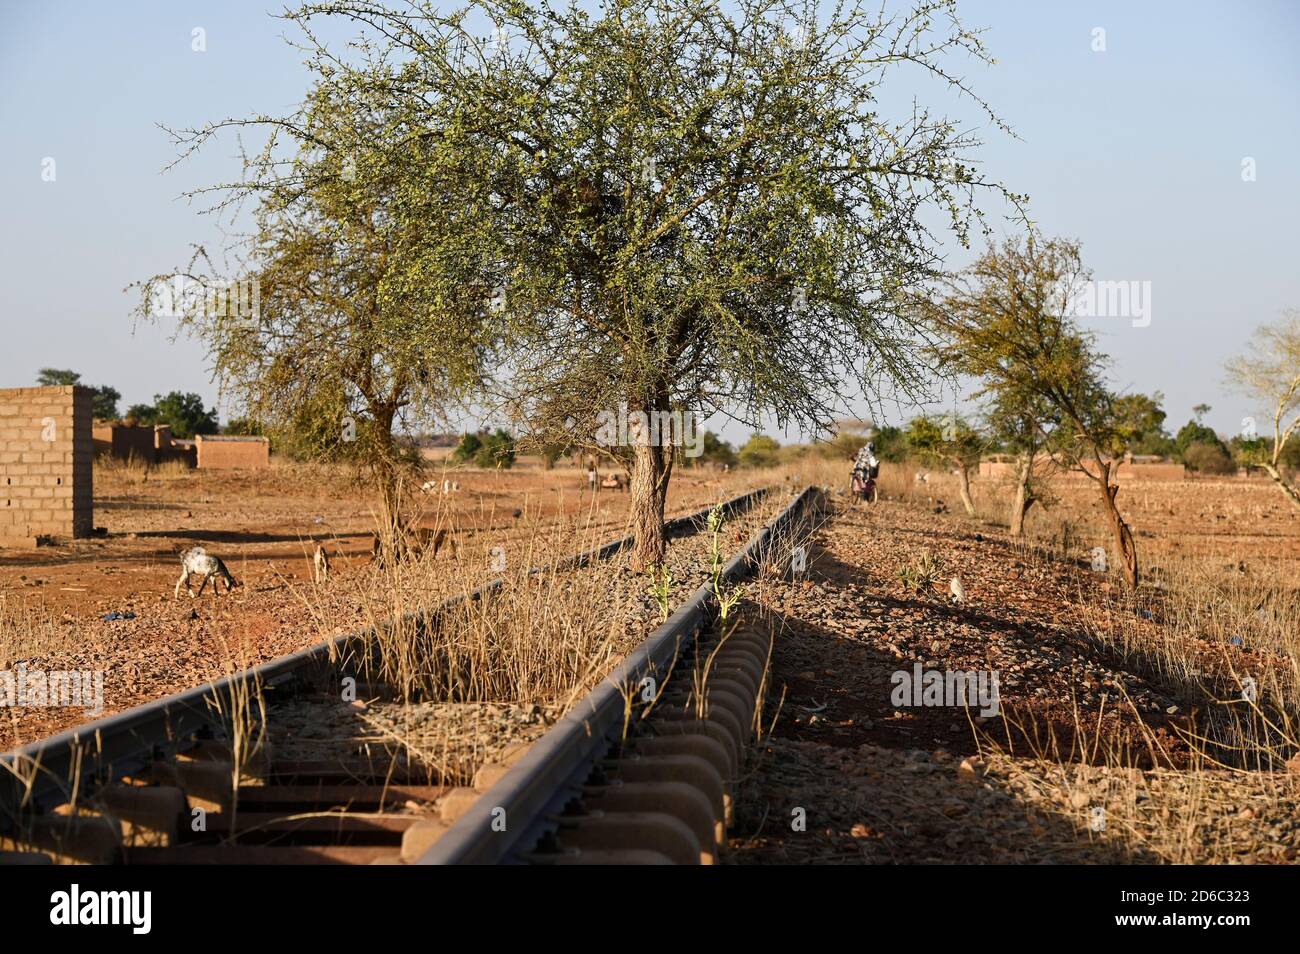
2, 1, 1297, 445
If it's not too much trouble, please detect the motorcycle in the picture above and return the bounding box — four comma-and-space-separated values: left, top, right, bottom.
851, 466, 879, 503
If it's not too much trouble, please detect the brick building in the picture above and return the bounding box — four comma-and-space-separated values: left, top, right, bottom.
0, 385, 93, 545
195, 434, 270, 469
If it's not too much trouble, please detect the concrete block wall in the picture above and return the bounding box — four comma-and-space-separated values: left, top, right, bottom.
0, 385, 93, 543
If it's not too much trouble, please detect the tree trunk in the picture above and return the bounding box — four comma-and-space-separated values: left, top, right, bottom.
1008, 453, 1034, 536
630, 439, 672, 569
955, 460, 976, 516
1094, 461, 1139, 588
1262, 463, 1300, 510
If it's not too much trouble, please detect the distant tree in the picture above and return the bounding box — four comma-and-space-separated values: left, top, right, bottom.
473, 430, 516, 470
1174, 420, 1225, 457
1113, 392, 1174, 456
925, 236, 1140, 586
871, 426, 909, 463
738, 435, 781, 469
124, 404, 156, 425
905, 415, 985, 515
127, 392, 219, 439
1192, 403, 1212, 423
37, 368, 80, 386
451, 433, 484, 465
90, 386, 121, 421
1225, 309, 1300, 509
36, 369, 120, 420
817, 431, 869, 462
980, 388, 1058, 536
224, 417, 266, 436
1183, 441, 1235, 475
696, 432, 738, 469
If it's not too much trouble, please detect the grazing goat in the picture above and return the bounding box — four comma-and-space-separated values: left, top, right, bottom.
313, 544, 331, 583
174, 547, 240, 598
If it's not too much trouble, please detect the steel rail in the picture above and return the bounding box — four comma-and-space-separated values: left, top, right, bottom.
0, 486, 769, 825
419, 484, 822, 865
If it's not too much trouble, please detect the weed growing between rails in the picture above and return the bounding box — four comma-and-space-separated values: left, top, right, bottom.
686, 490, 825, 740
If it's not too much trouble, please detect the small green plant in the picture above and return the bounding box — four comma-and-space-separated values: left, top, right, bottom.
718, 582, 746, 621
897, 549, 943, 593
704, 502, 744, 620
647, 565, 675, 622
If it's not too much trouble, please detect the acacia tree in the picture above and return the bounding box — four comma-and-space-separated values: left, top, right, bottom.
927, 236, 1140, 586
1226, 309, 1300, 509
981, 389, 1057, 536
294, 0, 1022, 566
905, 414, 984, 515
137, 71, 495, 531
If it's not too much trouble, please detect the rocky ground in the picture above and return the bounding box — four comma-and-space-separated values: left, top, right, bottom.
728, 494, 1300, 864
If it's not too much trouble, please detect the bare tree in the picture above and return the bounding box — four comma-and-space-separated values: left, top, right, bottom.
1226, 308, 1300, 509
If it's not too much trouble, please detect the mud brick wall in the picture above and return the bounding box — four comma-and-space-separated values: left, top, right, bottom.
0, 385, 93, 543
195, 434, 270, 469
91, 423, 157, 463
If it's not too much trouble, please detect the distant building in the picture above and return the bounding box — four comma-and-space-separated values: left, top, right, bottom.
195, 434, 270, 469
92, 422, 197, 467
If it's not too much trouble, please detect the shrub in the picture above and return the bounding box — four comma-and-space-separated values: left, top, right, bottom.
1183, 441, 1236, 475
737, 434, 781, 468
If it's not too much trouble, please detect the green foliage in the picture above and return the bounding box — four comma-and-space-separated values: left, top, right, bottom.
473, 430, 516, 469
127, 392, 219, 439
90, 386, 121, 421
905, 415, 983, 466
224, 417, 265, 436
872, 425, 908, 462
646, 565, 674, 623
1183, 441, 1235, 475
897, 550, 943, 593
451, 433, 484, 465
697, 432, 738, 469
738, 434, 781, 468
37, 368, 80, 386
36, 368, 120, 420
1174, 420, 1225, 457
1113, 392, 1174, 455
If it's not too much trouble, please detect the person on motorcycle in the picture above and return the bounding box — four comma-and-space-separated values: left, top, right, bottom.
852, 441, 880, 500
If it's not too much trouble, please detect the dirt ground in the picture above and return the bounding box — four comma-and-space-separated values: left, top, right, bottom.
728, 479, 1300, 864
0, 457, 758, 750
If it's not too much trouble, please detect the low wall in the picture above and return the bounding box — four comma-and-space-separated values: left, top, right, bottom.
195, 435, 270, 469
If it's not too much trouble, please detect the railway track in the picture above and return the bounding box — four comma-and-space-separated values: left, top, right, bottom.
0, 486, 807, 866
420, 485, 822, 864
